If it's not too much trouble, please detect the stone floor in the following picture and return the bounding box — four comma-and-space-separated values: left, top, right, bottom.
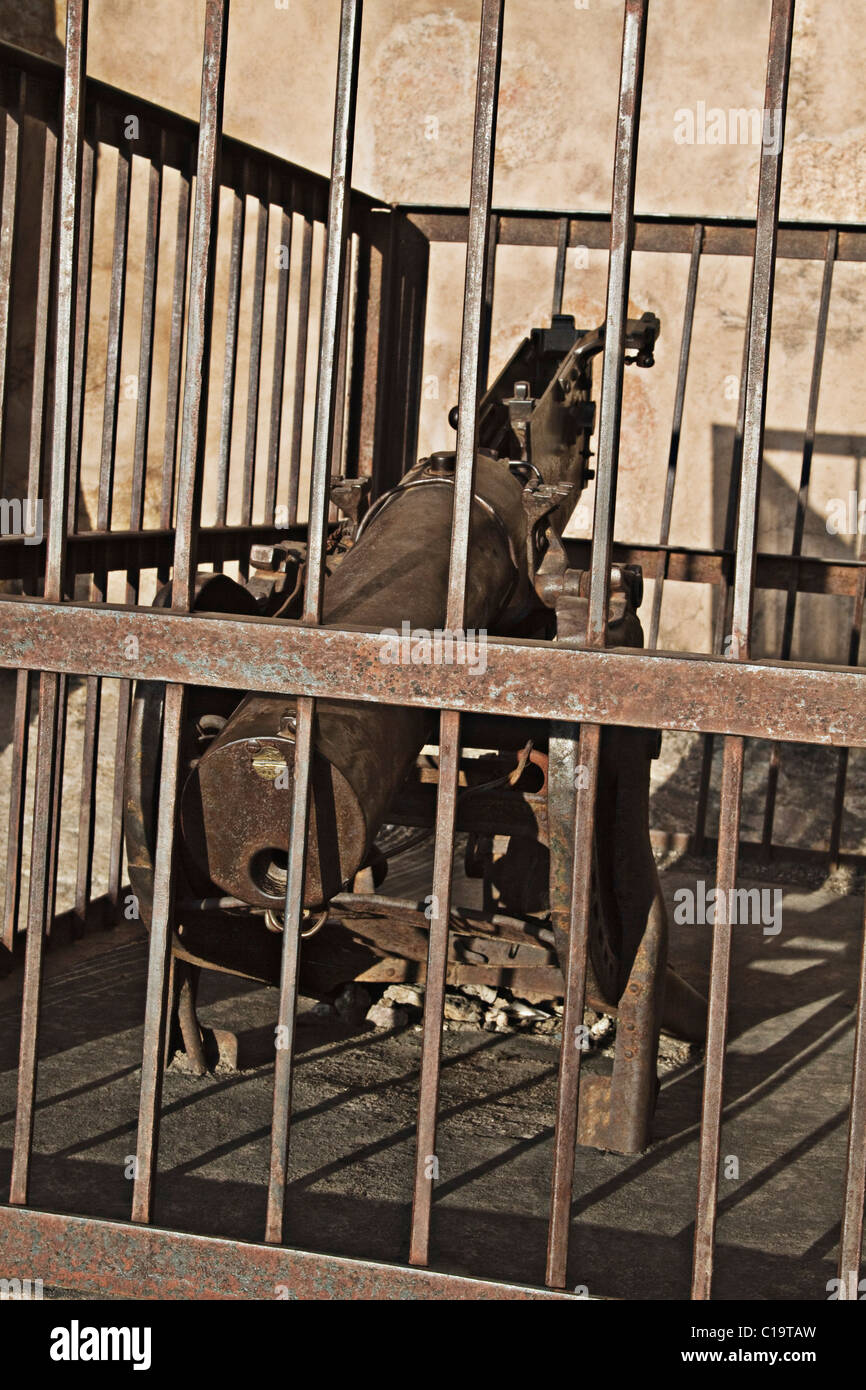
0, 862, 861, 1301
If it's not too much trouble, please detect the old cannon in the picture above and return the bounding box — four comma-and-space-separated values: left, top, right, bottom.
124, 309, 706, 1153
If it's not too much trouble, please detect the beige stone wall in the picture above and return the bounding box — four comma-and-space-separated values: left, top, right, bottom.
2, 0, 865, 660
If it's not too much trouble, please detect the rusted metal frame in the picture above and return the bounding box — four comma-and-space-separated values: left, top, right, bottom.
159, 150, 192, 548
9, 598, 866, 746
551, 215, 569, 318
107, 143, 165, 912
130, 0, 229, 1226
8, 0, 87, 1206
691, 0, 794, 1302
287, 206, 313, 524
26, 119, 58, 506
409, 0, 504, 1270
265, 188, 292, 520
241, 175, 269, 537
0, 1206, 580, 1300
74, 114, 132, 931
264, 0, 362, 1247
647, 222, 702, 649
837, 891, 866, 1298
9, 524, 865, 592
215, 181, 246, 529
691, 735, 744, 1300
761, 228, 836, 854
542, 0, 648, 1293
405, 205, 866, 262
0, 69, 22, 483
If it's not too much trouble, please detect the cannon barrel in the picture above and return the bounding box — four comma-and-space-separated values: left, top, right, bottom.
179, 452, 529, 910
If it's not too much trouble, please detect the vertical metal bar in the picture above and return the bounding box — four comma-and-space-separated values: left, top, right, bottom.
160, 153, 192, 538
409, 0, 504, 1270
108, 147, 164, 911
74, 128, 131, 928
647, 221, 702, 649
691, 735, 744, 1298
329, 238, 353, 489
265, 0, 362, 1246
287, 209, 313, 524
544, 0, 647, 1291
0, 71, 22, 482
241, 182, 269, 526
551, 215, 569, 319
265, 188, 292, 520
215, 183, 245, 527
691, 0, 793, 1301
66, 133, 95, 534
2, 670, 31, 952
477, 211, 498, 392
761, 230, 835, 853
27, 123, 58, 505
10, 0, 87, 1206
131, 0, 229, 1225
837, 896, 866, 1298
586, 0, 648, 649
545, 720, 601, 1286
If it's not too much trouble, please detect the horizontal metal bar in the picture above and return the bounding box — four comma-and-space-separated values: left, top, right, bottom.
0, 1206, 578, 1300
3, 598, 866, 745
405, 207, 866, 260
5, 531, 861, 594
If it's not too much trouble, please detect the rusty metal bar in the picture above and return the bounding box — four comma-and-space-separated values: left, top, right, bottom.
265, 0, 362, 1246
26, 121, 58, 505
160, 154, 192, 538
0, 70, 22, 480
691, 0, 794, 1301
66, 132, 95, 533
543, 0, 648, 1291
6, 597, 866, 746
287, 209, 313, 524
131, 0, 229, 1225
9, 0, 87, 1206
409, 0, 504, 1270
0, 1206, 580, 1300
2, 669, 31, 952
828, 531, 866, 864
551, 215, 569, 318
546, 720, 601, 1287
478, 211, 498, 391
74, 125, 132, 931
761, 229, 836, 853
215, 182, 245, 528
586, 0, 647, 648
691, 734, 744, 1299
242, 184, 269, 527
266, 194, 292, 519
647, 222, 702, 649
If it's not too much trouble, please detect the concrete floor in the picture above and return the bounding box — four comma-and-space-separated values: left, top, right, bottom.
0, 862, 861, 1301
